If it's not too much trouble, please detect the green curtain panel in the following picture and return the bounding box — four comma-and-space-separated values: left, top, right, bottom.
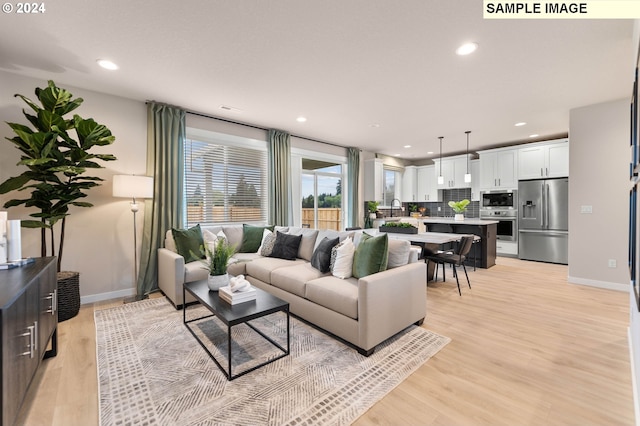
347, 147, 360, 228
268, 129, 291, 226
137, 103, 186, 298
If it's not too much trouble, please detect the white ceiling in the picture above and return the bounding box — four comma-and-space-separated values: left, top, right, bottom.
0, 1, 634, 160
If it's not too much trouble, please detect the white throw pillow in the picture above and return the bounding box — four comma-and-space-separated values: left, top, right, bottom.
256, 228, 272, 254
330, 237, 355, 279
202, 229, 217, 260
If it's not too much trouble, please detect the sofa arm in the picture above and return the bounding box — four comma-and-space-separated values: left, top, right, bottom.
157, 248, 186, 307
357, 262, 427, 351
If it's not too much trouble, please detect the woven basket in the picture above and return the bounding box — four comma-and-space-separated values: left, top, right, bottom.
57, 271, 80, 322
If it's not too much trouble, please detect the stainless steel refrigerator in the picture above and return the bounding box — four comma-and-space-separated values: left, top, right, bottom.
518, 178, 569, 264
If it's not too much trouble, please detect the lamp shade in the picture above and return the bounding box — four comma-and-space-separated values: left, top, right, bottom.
113, 175, 154, 199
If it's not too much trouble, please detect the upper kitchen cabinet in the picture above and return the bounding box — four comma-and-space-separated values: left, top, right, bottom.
470, 159, 480, 201
433, 154, 472, 189
416, 165, 438, 201
479, 147, 518, 190
518, 139, 569, 179
401, 165, 417, 202
364, 158, 384, 201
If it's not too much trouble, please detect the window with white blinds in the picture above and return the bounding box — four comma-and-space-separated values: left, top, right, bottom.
184, 136, 268, 227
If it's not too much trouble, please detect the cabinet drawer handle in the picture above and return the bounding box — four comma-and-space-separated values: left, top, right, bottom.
19, 324, 36, 358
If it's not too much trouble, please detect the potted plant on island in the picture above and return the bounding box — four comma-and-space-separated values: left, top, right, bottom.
379, 221, 419, 234
448, 199, 470, 221
0, 81, 116, 321
202, 238, 236, 291
367, 201, 379, 220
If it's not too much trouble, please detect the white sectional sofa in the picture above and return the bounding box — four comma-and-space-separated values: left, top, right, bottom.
157, 225, 426, 356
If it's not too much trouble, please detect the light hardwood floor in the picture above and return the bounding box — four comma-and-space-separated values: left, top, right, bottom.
17, 257, 634, 425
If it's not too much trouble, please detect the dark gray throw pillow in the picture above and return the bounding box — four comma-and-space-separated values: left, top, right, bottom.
269, 231, 302, 260
310, 237, 340, 272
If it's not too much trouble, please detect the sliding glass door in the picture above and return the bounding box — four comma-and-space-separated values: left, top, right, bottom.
301, 160, 342, 230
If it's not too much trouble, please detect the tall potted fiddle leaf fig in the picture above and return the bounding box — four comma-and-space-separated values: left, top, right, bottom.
0, 80, 117, 274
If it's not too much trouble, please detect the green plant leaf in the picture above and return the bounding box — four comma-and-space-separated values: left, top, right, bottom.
37, 109, 66, 132
20, 220, 49, 229
71, 201, 93, 208
38, 81, 73, 113
14, 94, 41, 114
0, 173, 32, 194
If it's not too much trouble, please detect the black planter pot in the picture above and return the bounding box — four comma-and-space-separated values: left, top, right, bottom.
57, 271, 80, 322
379, 226, 418, 234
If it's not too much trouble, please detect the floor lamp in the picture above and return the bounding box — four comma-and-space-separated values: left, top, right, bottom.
113, 175, 154, 301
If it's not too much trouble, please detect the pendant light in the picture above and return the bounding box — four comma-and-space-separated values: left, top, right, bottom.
437, 136, 444, 185
464, 131, 472, 183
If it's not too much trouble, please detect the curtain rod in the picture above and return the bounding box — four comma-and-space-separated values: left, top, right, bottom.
184, 110, 351, 150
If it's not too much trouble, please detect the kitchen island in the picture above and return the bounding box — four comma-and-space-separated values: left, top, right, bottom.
421, 217, 498, 269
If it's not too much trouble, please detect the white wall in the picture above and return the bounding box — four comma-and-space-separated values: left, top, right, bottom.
0, 70, 147, 303
568, 98, 630, 290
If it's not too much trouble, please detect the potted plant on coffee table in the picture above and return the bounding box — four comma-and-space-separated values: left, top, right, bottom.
203, 238, 236, 291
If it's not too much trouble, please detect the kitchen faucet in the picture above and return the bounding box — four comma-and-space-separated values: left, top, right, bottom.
390, 198, 401, 217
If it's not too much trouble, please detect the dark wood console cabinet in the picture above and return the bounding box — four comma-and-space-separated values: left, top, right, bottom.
1, 257, 58, 426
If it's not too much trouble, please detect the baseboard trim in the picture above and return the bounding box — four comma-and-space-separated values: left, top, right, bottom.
81, 288, 136, 305
567, 275, 628, 292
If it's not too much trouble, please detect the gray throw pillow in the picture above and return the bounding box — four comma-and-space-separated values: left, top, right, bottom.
260, 231, 277, 256
269, 232, 302, 260
310, 237, 340, 273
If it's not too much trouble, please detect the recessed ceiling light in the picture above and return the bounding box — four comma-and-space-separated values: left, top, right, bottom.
456, 42, 478, 56
219, 105, 243, 113
97, 59, 118, 70
529, 134, 539, 138
403, 145, 412, 148
394, 154, 401, 157
370, 123, 381, 128
296, 116, 307, 123
427, 151, 434, 155
515, 122, 527, 127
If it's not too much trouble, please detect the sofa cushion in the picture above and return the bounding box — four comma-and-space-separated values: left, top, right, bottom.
387, 239, 411, 269
271, 263, 328, 297
330, 237, 355, 279
270, 232, 302, 260
305, 276, 359, 319
310, 237, 339, 273
246, 256, 307, 284
352, 233, 388, 278
221, 226, 244, 250
287, 228, 319, 261
172, 225, 205, 263
239, 224, 274, 253
184, 260, 208, 282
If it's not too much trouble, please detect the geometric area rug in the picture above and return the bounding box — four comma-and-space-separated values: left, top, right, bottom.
95, 297, 450, 426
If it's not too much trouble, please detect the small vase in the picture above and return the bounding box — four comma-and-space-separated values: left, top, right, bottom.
369, 213, 377, 219
454, 213, 464, 221
207, 273, 229, 291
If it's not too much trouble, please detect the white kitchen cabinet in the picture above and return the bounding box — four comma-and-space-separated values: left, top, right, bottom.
433, 155, 471, 189
364, 158, 384, 201
518, 139, 569, 179
401, 166, 417, 202
470, 160, 480, 201
416, 165, 438, 201
479, 147, 518, 190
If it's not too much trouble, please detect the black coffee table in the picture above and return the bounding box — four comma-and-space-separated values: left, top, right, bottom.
183, 280, 290, 380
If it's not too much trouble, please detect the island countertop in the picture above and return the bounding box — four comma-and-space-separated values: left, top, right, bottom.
420, 217, 499, 226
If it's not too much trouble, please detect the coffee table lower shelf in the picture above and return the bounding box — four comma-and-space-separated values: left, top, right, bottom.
183, 280, 290, 381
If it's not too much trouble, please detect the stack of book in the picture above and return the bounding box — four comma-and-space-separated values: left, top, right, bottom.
219, 284, 256, 305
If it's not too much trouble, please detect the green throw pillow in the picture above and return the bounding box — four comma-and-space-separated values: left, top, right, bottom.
172, 224, 205, 263
240, 224, 275, 253
352, 233, 389, 278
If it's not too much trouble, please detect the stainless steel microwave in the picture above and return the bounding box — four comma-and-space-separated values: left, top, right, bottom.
480, 190, 517, 209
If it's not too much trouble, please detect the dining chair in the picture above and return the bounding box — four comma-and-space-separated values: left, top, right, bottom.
425, 235, 474, 296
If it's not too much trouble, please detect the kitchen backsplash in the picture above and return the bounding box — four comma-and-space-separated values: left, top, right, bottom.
403, 188, 480, 218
